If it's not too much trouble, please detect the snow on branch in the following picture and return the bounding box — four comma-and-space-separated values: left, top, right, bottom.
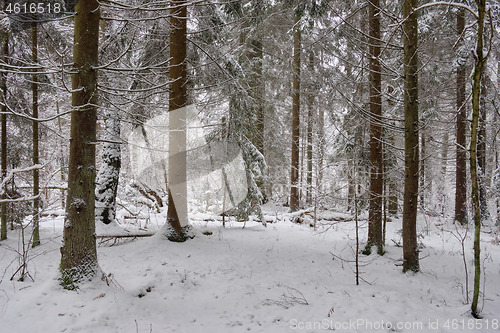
0, 195, 40, 204
0, 164, 43, 197
414, 1, 478, 19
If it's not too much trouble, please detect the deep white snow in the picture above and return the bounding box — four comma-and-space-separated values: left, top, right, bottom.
1, 204, 499, 332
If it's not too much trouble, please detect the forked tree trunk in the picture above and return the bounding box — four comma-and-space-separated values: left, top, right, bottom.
366, 0, 384, 255
402, 0, 420, 273
60, 0, 100, 289
290, 12, 301, 212
471, 0, 486, 318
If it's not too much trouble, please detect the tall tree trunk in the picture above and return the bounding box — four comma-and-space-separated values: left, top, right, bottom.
471, 0, 486, 318
252, 36, 266, 197
251, 41, 264, 155
290, 12, 301, 212
478, 74, 488, 218
419, 130, 426, 208
317, 48, 325, 198
166, 0, 190, 241
0, 24, 8, 241
56, 99, 66, 209
95, 108, 121, 225
387, 87, 398, 215
440, 132, 449, 215
367, 0, 383, 255
402, 0, 420, 273
60, 0, 100, 289
306, 50, 314, 206
455, 8, 467, 225
347, 159, 355, 211
496, 58, 500, 226
317, 101, 325, 195
95, 16, 121, 226
32, 21, 40, 247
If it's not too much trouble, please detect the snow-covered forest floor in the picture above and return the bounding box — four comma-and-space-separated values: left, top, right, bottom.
1, 203, 499, 332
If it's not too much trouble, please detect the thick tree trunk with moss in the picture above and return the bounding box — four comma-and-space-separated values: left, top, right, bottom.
471, 0, 486, 319
366, 0, 384, 255
166, 0, 191, 242
60, 0, 100, 289
290, 12, 301, 212
32, 21, 40, 247
402, 0, 420, 273
0, 27, 8, 241
455, 9, 467, 225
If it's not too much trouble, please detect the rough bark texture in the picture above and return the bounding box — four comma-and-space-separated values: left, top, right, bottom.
347, 159, 355, 211
250, 37, 264, 156
166, 0, 190, 242
95, 109, 121, 225
454, 9, 467, 225
290, 12, 301, 212
306, 50, 314, 206
317, 51, 325, 198
471, 0, 486, 318
497, 58, 500, 227
440, 133, 449, 215
419, 130, 426, 208
478, 75, 488, 218
366, 0, 383, 255
402, 0, 420, 273
252, 3, 264, 157
32, 21, 40, 247
249, 34, 266, 198
387, 87, 398, 215
0, 27, 8, 241
60, 0, 100, 289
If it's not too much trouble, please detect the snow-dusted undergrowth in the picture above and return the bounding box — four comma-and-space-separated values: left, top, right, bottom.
1, 203, 499, 332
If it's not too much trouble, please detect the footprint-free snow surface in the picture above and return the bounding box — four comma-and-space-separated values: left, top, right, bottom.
1, 205, 499, 332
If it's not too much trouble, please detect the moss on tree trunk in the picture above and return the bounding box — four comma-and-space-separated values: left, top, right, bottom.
402, 0, 420, 273
470, 0, 486, 319
366, 0, 384, 255
60, 0, 100, 289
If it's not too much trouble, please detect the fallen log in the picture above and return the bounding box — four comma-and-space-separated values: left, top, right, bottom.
96, 233, 156, 239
